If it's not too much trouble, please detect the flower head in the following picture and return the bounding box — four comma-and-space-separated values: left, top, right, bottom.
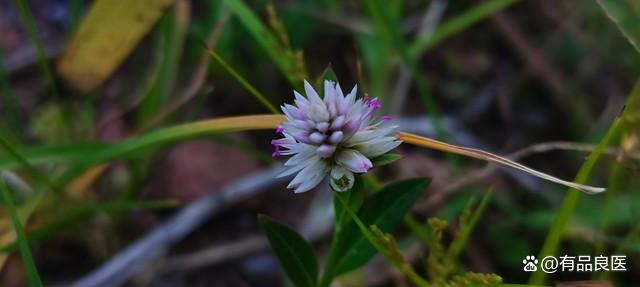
272, 80, 401, 193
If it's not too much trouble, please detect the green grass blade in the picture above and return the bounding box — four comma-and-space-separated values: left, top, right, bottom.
139, 4, 188, 126
56, 115, 284, 186
15, 0, 60, 101
409, 0, 520, 56
68, 0, 83, 31
223, 0, 302, 86
528, 120, 621, 284
203, 47, 280, 114
597, 0, 640, 54
0, 179, 42, 287
0, 115, 284, 177
364, 0, 459, 170
0, 136, 58, 193
0, 143, 108, 170
0, 49, 21, 132
530, 78, 640, 284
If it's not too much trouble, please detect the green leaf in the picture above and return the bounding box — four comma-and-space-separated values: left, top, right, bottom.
203, 47, 279, 114
409, 0, 520, 56
0, 179, 42, 286
0, 143, 109, 170
138, 3, 189, 126
15, 0, 60, 100
371, 153, 402, 167
332, 193, 431, 287
597, 0, 640, 55
55, 115, 284, 186
331, 178, 430, 276
259, 215, 318, 287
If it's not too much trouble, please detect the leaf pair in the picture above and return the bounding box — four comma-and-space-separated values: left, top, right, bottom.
259, 178, 430, 287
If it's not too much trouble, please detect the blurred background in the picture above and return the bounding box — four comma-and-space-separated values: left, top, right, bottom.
0, 0, 639, 286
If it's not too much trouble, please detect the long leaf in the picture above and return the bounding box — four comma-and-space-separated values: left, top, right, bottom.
0, 143, 109, 170
409, 0, 520, 56
15, 0, 59, 100
0, 137, 58, 192
55, 114, 284, 185
223, 0, 303, 86
0, 179, 42, 286
597, 0, 640, 54
259, 215, 318, 287
332, 193, 430, 287
203, 47, 279, 114
528, 120, 621, 284
330, 178, 430, 277
529, 79, 640, 284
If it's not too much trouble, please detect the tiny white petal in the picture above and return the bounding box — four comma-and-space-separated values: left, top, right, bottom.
356, 138, 402, 158
330, 115, 346, 130
289, 158, 329, 193
328, 131, 344, 144
316, 122, 329, 133
309, 103, 330, 123
304, 80, 323, 105
294, 91, 310, 110
317, 144, 336, 158
337, 149, 372, 173
309, 132, 325, 144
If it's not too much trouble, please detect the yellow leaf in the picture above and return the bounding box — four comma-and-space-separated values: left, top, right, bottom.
57, 0, 175, 92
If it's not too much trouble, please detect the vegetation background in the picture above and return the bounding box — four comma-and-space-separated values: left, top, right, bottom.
0, 0, 639, 286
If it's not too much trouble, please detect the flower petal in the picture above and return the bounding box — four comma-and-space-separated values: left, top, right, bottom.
304, 80, 323, 105
287, 157, 329, 193
355, 137, 402, 158
336, 149, 372, 173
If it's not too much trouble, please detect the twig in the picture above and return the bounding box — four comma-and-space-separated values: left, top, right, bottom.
162, 236, 267, 273
70, 166, 287, 287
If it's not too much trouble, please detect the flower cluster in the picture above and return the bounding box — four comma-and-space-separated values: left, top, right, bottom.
272, 80, 401, 193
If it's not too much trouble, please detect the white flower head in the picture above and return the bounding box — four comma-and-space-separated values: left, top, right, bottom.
272, 80, 401, 193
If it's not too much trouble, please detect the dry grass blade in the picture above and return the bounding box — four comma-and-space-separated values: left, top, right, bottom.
397, 132, 606, 194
